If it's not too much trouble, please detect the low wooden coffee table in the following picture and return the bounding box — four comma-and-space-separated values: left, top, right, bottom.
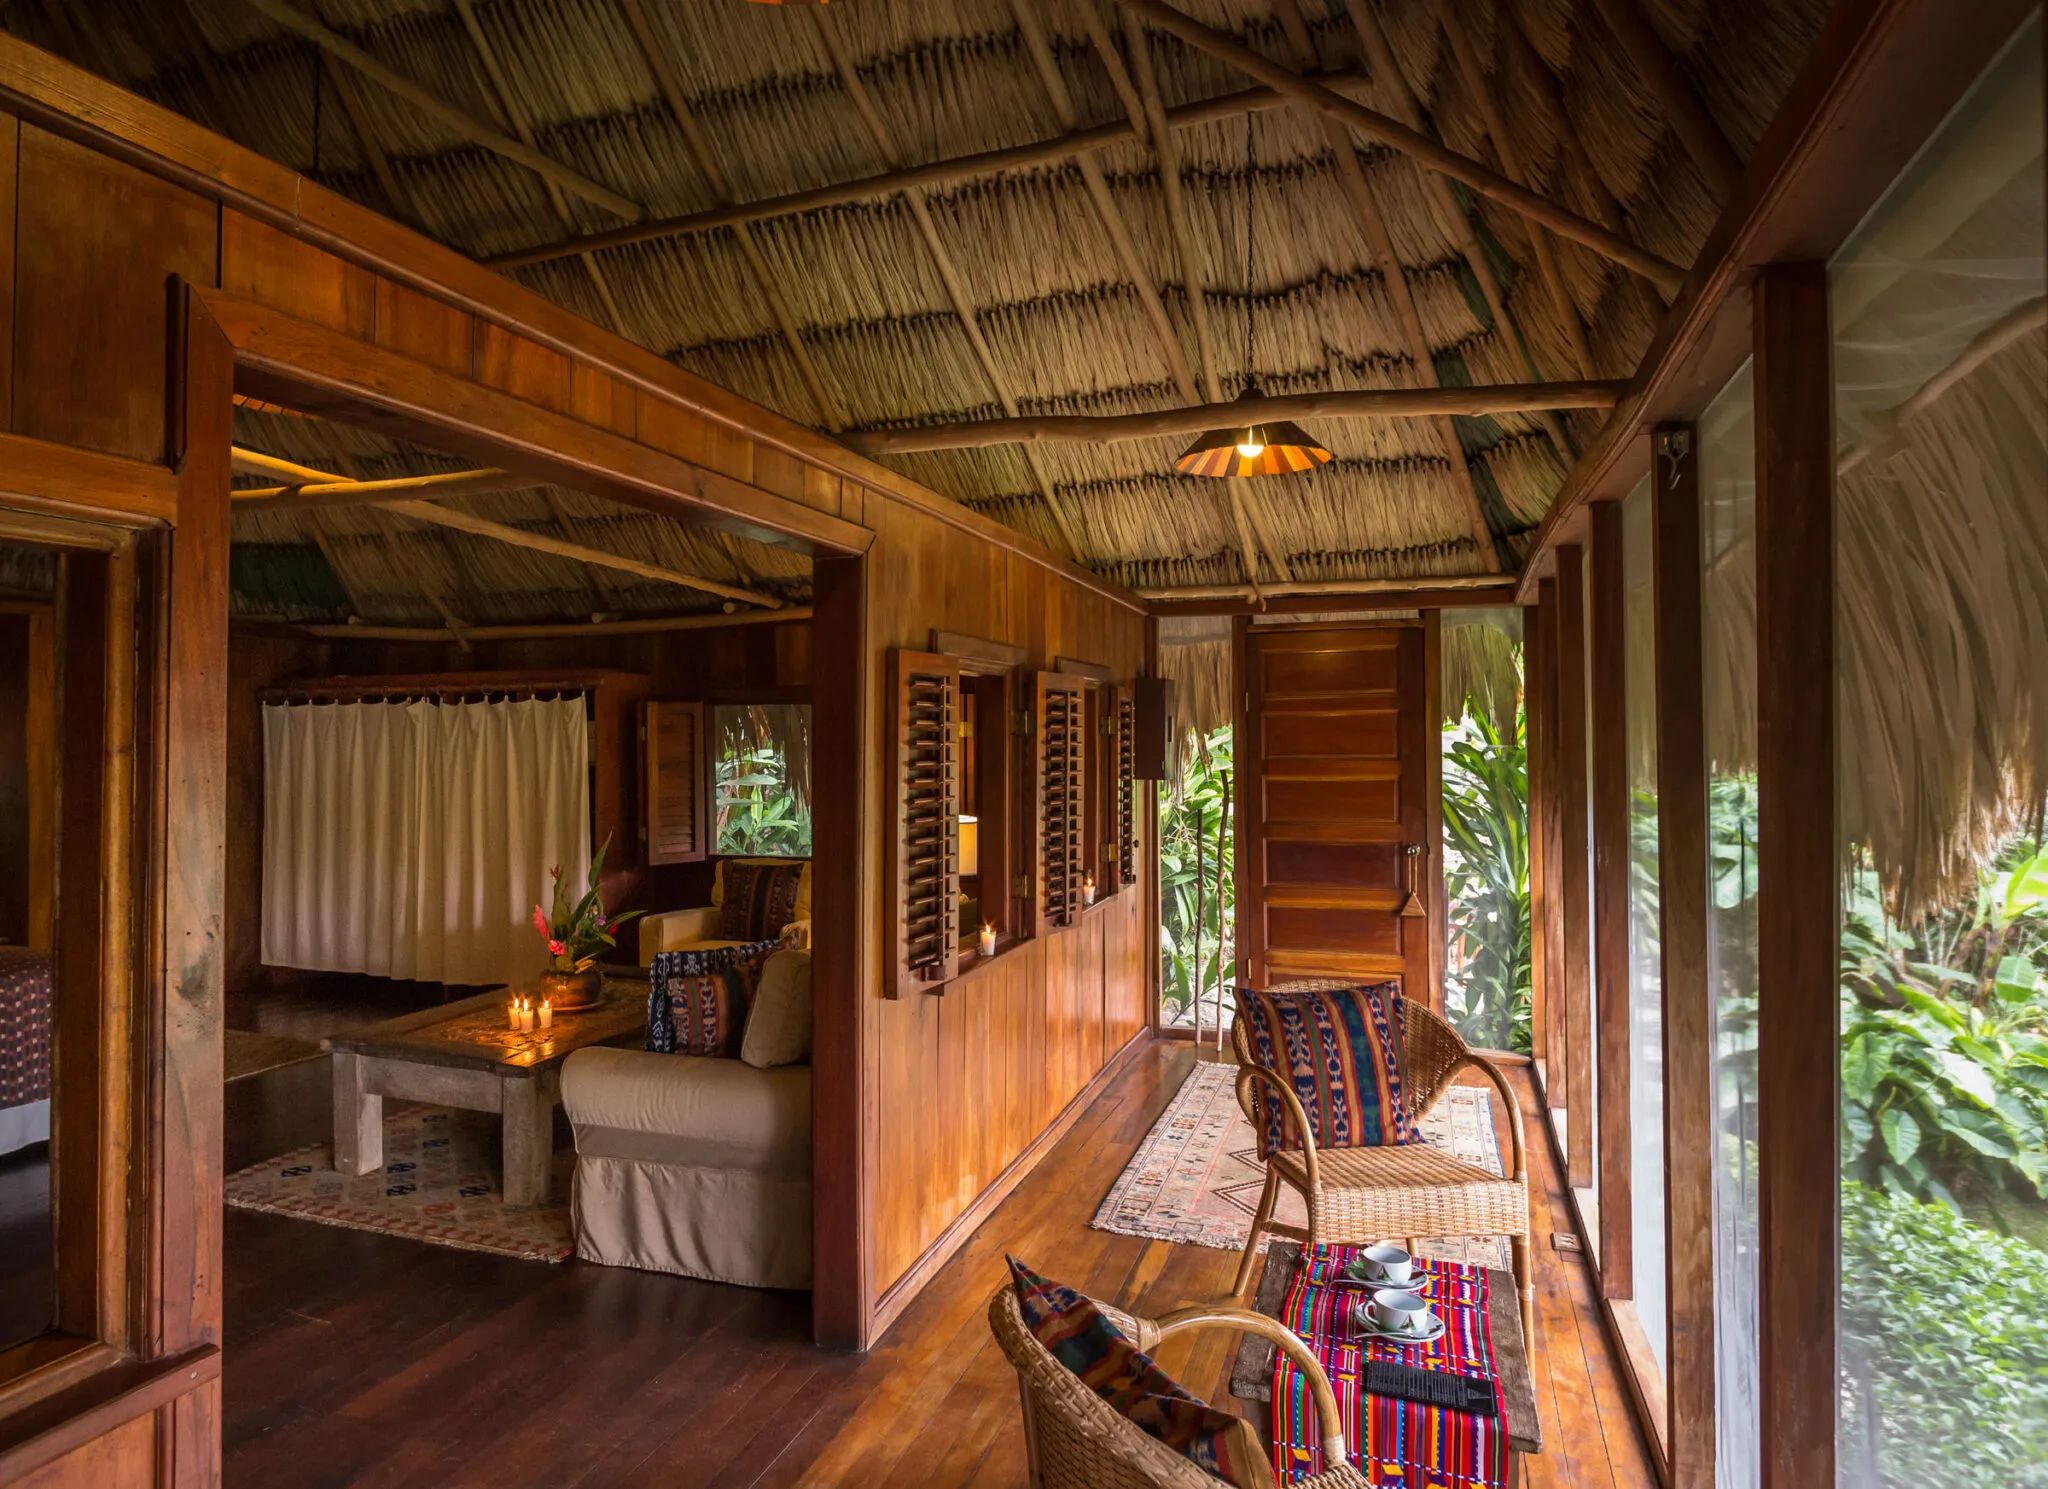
1230, 1241, 1541, 1481
325, 977, 647, 1206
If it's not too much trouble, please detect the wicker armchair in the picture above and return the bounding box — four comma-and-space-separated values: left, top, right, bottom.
1230, 995, 1535, 1350
988, 1285, 1367, 1489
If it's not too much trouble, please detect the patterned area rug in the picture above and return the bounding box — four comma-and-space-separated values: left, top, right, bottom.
1091, 1061, 1512, 1270
224, 1105, 574, 1262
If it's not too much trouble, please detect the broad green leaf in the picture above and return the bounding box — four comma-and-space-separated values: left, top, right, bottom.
1938, 1051, 2000, 1107
1880, 1107, 1921, 1165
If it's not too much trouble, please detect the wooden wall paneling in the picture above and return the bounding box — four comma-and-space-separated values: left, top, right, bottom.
1554, 547, 1594, 1188
810, 552, 866, 1350
473, 320, 575, 416
568, 361, 636, 439
153, 281, 233, 1481
635, 391, 755, 485
1524, 598, 1549, 1086
752, 443, 807, 504
371, 277, 474, 378
1754, 263, 1837, 1489
1588, 502, 1633, 1296
1422, 609, 1445, 1011
12, 126, 217, 463
219, 210, 374, 339
0, 109, 15, 425
1653, 423, 1714, 1487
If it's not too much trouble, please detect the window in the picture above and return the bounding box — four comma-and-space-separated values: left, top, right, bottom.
959, 670, 1015, 947
711, 704, 812, 859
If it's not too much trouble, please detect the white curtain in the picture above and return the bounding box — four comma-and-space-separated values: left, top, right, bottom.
261, 696, 591, 987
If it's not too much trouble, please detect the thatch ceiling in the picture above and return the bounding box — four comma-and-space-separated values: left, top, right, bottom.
5, 0, 1829, 612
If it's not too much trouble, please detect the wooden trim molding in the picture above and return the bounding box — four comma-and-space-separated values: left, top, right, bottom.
0, 433, 176, 528
1653, 423, 1714, 1488
931, 630, 1027, 673
0, 1345, 220, 1485
1753, 264, 1838, 1489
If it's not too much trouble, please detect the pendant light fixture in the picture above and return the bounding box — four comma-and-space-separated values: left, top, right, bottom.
1175, 112, 1331, 479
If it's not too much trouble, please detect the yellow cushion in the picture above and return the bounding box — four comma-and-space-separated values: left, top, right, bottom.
712, 858, 811, 922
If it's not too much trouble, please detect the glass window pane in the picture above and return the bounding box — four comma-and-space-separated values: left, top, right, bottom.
1701, 359, 1760, 1489
1622, 478, 1667, 1375
1833, 16, 2047, 1487
1441, 609, 1529, 1053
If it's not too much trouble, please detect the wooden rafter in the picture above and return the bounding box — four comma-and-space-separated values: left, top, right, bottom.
229, 447, 784, 609
808, 8, 1088, 563
1115, 0, 1685, 295
1435, 0, 1596, 379
320, 53, 419, 229
1341, 0, 1576, 466
370, 506, 472, 647
614, 0, 847, 434
841, 379, 1624, 454
447, 0, 628, 333
238, 0, 642, 223
1585, 0, 1741, 199
284, 606, 812, 643
1136, 574, 1507, 602
1499, 8, 1629, 237
1006, 0, 1200, 406
480, 71, 1368, 272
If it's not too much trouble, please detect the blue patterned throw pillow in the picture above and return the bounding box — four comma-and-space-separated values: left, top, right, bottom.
646, 940, 778, 1057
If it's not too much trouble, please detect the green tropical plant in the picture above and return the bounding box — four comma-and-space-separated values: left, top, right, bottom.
715, 742, 812, 857
1441, 708, 1531, 1052
1160, 726, 1234, 1023
531, 834, 643, 971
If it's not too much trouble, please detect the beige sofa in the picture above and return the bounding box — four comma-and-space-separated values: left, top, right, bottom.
560, 949, 812, 1290
637, 857, 812, 961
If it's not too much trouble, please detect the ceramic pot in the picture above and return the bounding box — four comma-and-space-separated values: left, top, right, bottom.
541, 967, 601, 1011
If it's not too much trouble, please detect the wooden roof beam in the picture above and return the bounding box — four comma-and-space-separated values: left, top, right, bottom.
238, 0, 642, 223
614, 0, 847, 434
228, 447, 785, 609
281, 606, 812, 643
1585, 0, 1742, 200
1114, 0, 1686, 296
480, 71, 1366, 272
1006, 0, 1200, 406
842, 379, 1625, 454
808, 7, 1088, 563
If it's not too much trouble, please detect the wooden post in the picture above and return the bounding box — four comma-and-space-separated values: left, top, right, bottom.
1554, 545, 1595, 1190
1423, 608, 1446, 1013
1653, 422, 1714, 1486
1589, 502, 1632, 1294
1754, 263, 1837, 1489
1523, 597, 1549, 1080
1534, 580, 1568, 1111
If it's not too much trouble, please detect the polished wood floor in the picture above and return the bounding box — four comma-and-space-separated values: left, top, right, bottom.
223, 1028, 1656, 1487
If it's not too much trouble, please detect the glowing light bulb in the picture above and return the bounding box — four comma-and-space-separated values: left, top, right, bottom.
1235, 434, 1266, 459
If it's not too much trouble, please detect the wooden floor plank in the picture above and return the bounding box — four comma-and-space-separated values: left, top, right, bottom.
222, 1036, 1656, 1487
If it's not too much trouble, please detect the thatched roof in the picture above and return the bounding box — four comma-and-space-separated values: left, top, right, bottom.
4, 0, 1830, 609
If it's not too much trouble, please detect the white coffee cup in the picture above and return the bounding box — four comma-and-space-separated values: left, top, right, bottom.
1369, 1290, 1431, 1336
1362, 1243, 1413, 1285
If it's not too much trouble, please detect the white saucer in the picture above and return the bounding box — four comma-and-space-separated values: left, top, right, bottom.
1353, 1301, 1447, 1346
1343, 1263, 1427, 1290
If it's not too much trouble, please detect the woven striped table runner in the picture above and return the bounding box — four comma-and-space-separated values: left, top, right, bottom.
1269, 1243, 1509, 1487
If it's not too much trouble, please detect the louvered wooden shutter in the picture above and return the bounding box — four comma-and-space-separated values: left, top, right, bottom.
1032, 671, 1087, 933
644, 701, 706, 865
1114, 684, 1137, 888
888, 650, 962, 996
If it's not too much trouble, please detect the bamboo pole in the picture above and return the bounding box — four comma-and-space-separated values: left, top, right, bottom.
842, 380, 1625, 454
276, 606, 812, 642
233, 467, 542, 510
481, 72, 1370, 272
1136, 574, 1509, 602
239, 0, 642, 222
1115, 0, 1686, 295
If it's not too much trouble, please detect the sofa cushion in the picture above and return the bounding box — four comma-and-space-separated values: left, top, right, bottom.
1235, 981, 1421, 1160
717, 860, 806, 941
741, 950, 812, 1069
561, 1046, 811, 1174
647, 941, 777, 1057
1006, 1257, 1269, 1488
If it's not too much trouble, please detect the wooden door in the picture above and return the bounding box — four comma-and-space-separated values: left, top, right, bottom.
1237, 623, 1431, 995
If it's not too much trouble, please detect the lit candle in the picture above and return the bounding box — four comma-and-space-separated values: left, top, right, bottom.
979, 923, 997, 958
519, 998, 536, 1033
508, 998, 522, 1031
538, 997, 554, 1029
1083, 874, 1097, 906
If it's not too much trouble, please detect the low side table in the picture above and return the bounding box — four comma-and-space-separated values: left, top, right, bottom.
1229, 1241, 1541, 1480
325, 977, 646, 1206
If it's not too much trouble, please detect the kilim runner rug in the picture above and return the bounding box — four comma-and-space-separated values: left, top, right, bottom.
225, 1104, 574, 1262
1090, 1061, 1512, 1269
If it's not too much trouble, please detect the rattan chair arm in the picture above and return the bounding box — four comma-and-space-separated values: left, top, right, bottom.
1135, 1305, 1348, 1467
1234, 1059, 1321, 1194
1452, 1050, 1528, 1183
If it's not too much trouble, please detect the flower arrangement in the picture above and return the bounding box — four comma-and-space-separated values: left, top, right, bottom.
532, 835, 644, 973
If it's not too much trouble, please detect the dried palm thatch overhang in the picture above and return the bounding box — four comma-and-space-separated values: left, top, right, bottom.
0, 0, 1831, 617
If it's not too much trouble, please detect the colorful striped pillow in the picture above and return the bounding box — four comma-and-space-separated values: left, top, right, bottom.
646, 941, 778, 1057
1235, 982, 1421, 1160
1006, 1257, 1270, 1488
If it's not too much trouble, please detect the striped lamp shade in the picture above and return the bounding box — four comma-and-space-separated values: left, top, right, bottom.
1173, 411, 1333, 479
